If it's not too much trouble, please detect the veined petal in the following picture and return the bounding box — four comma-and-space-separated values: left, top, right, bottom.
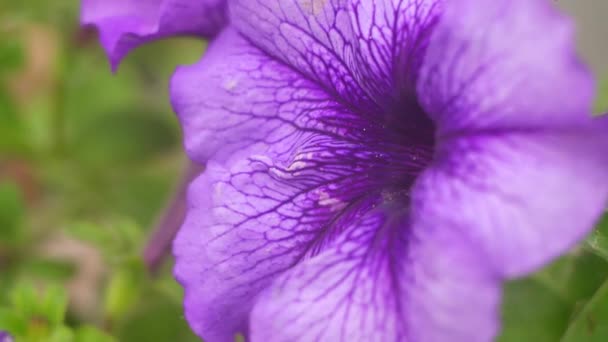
173, 143, 387, 340
171, 28, 369, 165
171, 31, 394, 340
230, 0, 441, 112
418, 0, 594, 134
418, 126, 608, 277
349, 0, 442, 99
250, 197, 499, 342
230, 0, 370, 110
171, 30, 440, 340
81, 0, 227, 70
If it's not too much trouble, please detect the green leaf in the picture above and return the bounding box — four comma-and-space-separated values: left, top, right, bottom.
561, 278, 608, 341
71, 110, 179, 166
115, 287, 199, 342
585, 213, 608, 261
103, 259, 146, 321
10, 283, 39, 318
65, 219, 143, 264
0, 35, 24, 76
0, 308, 26, 336
595, 78, 608, 115
47, 325, 74, 342
21, 258, 76, 281
0, 87, 28, 155
499, 277, 571, 342
0, 182, 25, 246
39, 285, 68, 325
9, 283, 68, 326
74, 326, 116, 342
499, 250, 608, 342
64, 222, 114, 253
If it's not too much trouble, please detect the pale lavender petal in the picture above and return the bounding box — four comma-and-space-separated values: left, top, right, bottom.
250, 197, 499, 342
81, 0, 227, 70
418, 0, 595, 133
414, 0, 608, 279
416, 127, 608, 277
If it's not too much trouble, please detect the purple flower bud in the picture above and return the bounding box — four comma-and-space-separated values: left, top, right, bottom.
0, 331, 14, 342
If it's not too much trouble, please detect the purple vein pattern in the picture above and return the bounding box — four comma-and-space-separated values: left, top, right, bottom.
83, 0, 608, 341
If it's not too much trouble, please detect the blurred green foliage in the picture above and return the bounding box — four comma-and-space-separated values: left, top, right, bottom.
1, 1, 608, 342
0, 0, 201, 341
596, 77, 608, 115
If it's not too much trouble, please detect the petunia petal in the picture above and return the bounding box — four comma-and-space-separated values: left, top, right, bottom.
349, 0, 443, 98
173, 143, 390, 340
172, 30, 393, 341
418, 128, 608, 277
229, 0, 370, 110
230, 0, 441, 112
250, 196, 500, 342
81, 0, 227, 70
418, 0, 594, 133
171, 28, 371, 165
171, 30, 441, 340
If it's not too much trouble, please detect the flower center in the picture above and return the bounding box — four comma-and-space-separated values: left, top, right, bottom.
364, 91, 436, 200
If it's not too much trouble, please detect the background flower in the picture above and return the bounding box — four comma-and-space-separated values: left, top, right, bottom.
81, 0, 228, 70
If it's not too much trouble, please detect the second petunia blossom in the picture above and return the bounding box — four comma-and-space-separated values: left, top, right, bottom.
84, 0, 608, 341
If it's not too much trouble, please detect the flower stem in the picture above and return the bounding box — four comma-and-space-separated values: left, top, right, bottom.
143, 160, 204, 274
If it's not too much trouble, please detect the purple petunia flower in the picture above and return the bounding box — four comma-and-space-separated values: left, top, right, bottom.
84, 0, 608, 341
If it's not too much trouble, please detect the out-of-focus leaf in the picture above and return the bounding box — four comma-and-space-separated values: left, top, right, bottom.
562, 279, 608, 341
72, 111, 179, 166
116, 287, 199, 342
0, 182, 25, 246
499, 277, 571, 342
113, 220, 143, 251
0, 36, 24, 76
499, 250, 608, 342
0, 88, 27, 155
74, 326, 115, 342
65, 219, 143, 263
64, 222, 113, 251
47, 325, 73, 342
595, 78, 608, 115
561, 251, 608, 303
0, 308, 26, 336
21, 258, 76, 281
104, 258, 145, 321
107, 170, 176, 227
9, 284, 67, 326
586, 213, 608, 261
39, 285, 68, 325
9, 283, 38, 318
3, 284, 71, 341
